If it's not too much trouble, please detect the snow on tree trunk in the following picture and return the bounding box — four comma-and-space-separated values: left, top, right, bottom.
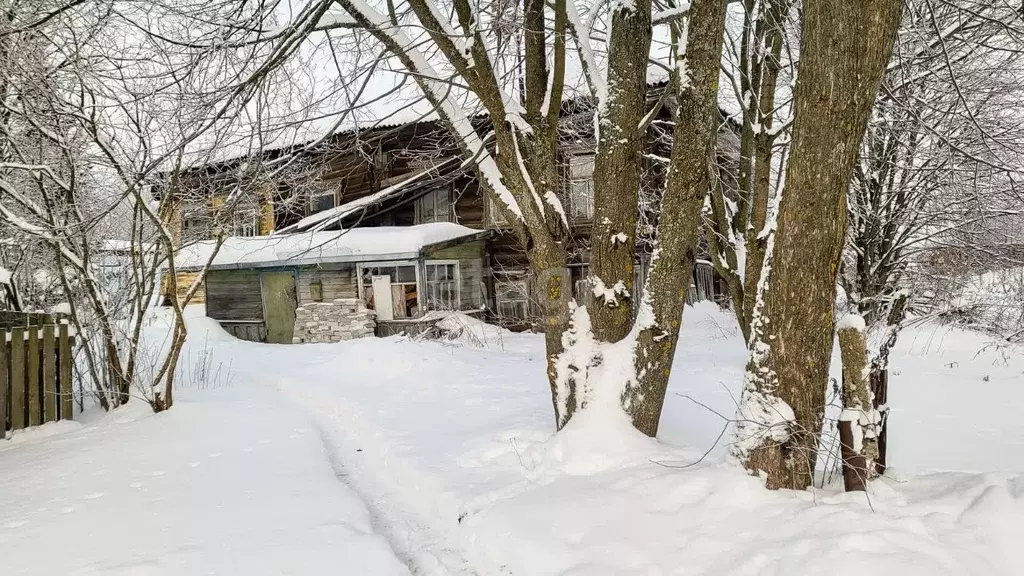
733, 0, 902, 490
837, 314, 878, 490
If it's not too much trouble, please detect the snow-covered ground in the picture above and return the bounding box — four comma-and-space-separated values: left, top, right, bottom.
2, 304, 1023, 574
0, 315, 410, 575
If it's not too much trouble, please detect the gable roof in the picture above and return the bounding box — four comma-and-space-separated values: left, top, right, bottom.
177, 223, 488, 271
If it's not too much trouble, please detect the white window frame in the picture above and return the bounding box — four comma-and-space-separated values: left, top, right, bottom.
568, 155, 595, 221
423, 260, 460, 311
356, 261, 421, 317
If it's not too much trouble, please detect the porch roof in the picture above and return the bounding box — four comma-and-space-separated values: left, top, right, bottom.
177, 223, 488, 271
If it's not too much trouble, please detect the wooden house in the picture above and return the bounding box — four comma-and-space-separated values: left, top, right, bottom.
163, 87, 736, 331
176, 223, 490, 343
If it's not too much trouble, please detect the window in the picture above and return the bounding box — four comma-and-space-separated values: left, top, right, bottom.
570, 264, 592, 306
415, 187, 453, 224
424, 262, 459, 310
309, 277, 323, 302
495, 278, 529, 322
568, 155, 595, 220
181, 204, 211, 241
231, 208, 259, 237
310, 190, 337, 214
359, 264, 418, 318
487, 194, 510, 228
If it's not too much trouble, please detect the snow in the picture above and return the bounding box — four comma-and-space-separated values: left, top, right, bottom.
5, 303, 1024, 575
837, 313, 867, 332
176, 223, 484, 269
0, 311, 410, 575
0, 265, 10, 285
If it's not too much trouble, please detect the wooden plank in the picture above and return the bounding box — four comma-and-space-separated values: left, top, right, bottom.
59, 324, 72, 421
0, 338, 8, 437
27, 326, 40, 427
42, 325, 57, 423
10, 328, 25, 430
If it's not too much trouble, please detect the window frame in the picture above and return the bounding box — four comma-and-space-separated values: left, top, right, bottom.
309, 189, 338, 214
356, 261, 421, 318
415, 186, 454, 224
568, 155, 595, 221
423, 260, 461, 311
494, 277, 530, 322
486, 193, 510, 228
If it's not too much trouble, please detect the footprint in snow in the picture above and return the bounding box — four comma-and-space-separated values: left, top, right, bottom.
149, 471, 166, 477
84, 492, 105, 500
61, 507, 74, 514
130, 482, 144, 489
3, 520, 27, 529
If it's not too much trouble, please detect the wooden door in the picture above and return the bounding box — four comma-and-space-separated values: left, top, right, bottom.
371, 275, 394, 321
261, 271, 297, 344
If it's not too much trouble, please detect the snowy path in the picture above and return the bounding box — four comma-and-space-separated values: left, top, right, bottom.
0, 378, 411, 575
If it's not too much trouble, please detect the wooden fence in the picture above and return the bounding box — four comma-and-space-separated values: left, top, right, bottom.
0, 312, 75, 436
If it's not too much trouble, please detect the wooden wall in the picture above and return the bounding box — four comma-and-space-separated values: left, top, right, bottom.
295, 265, 358, 306
205, 270, 264, 321
425, 240, 487, 310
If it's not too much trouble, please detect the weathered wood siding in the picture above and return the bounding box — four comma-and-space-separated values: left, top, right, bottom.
296, 265, 358, 306
205, 270, 264, 321
425, 240, 487, 310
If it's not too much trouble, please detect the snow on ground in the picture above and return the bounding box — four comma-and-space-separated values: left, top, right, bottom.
3, 303, 1024, 575
0, 314, 410, 576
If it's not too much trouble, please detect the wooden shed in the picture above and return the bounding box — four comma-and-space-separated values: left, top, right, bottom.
177, 224, 491, 343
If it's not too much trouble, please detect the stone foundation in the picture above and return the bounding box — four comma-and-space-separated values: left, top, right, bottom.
292, 298, 376, 344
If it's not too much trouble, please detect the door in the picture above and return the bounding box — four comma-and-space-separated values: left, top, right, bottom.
371, 275, 394, 321
261, 271, 297, 344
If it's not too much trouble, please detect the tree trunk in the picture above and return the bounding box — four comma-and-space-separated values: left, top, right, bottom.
589, 0, 652, 343
735, 0, 902, 490
837, 315, 877, 490
627, 0, 728, 436
531, 242, 574, 429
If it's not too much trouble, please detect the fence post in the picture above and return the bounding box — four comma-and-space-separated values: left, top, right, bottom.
0, 337, 7, 438
42, 325, 57, 423
27, 326, 40, 427
10, 327, 25, 430
59, 324, 72, 420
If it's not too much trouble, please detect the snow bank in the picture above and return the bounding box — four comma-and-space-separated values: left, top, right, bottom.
429, 310, 512, 348
176, 223, 483, 269
0, 346, 410, 575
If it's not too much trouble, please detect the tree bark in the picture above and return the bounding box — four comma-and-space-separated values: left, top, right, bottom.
837, 316, 877, 489
736, 0, 902, 490
628, 0, 728, 436
589, 0, 652, 343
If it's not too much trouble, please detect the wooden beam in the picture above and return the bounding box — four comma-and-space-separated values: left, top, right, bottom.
42, 325, 57, 423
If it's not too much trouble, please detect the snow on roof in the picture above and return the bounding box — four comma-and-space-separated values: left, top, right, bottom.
177, 223, 486, 270
275, 156, 462, 235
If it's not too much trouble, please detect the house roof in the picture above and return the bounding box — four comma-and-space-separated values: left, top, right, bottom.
176, 223, 488, 271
